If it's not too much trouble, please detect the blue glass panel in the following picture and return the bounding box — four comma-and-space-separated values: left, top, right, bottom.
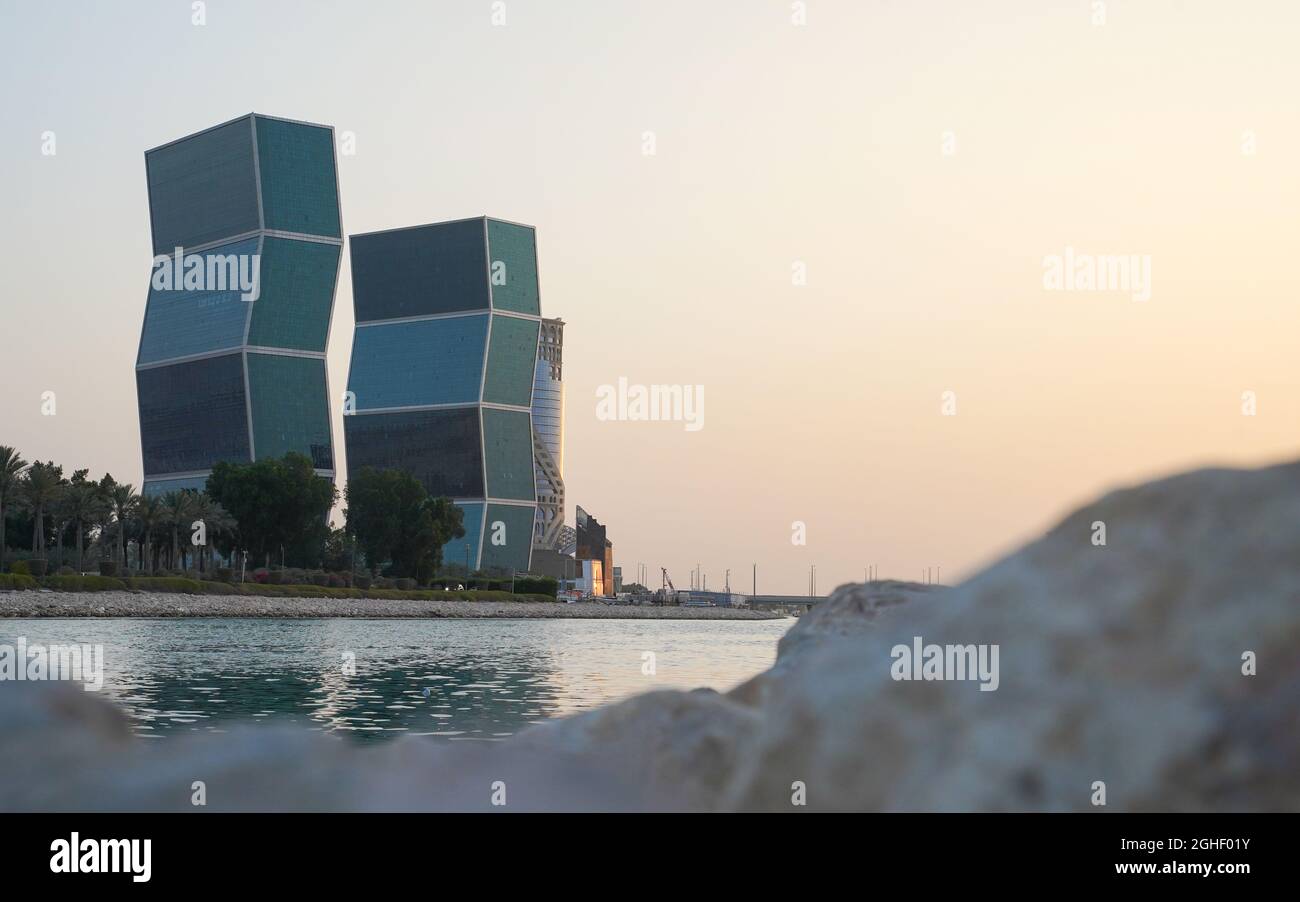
350, 219, 490, 322
347, 315, 488, 410
146, 117, 259, 254
137, 237, 259, 366
343, 408, 484, 499
142, 475, 209, 498
444, 502, 484, 572
254, 116, 341, 239
137, 353, 250, 476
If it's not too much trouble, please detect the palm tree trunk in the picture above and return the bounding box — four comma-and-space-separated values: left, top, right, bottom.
0, 502, 6, 571
33, 509, 44, 557
76, 522, 84, 572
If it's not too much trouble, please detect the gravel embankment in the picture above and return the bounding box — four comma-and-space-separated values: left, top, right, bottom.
0, 590, 784, 620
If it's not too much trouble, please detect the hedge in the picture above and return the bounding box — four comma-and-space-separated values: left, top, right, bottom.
8, 574, 558, 604
38, 575, 128, 592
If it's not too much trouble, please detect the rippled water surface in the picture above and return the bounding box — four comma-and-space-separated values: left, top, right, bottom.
1, 618, 791, 741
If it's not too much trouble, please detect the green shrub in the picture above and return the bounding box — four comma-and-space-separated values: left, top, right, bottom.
199, 580, 241, 595
514, 575, 558, 598
40, 575, 127, 592
3, 571, 564, 602
10, 560, 31, 576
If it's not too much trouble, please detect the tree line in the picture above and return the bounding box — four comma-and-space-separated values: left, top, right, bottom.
1, 445, 467, 582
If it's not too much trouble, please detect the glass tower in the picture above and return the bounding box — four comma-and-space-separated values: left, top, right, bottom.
135, 113, 342, 497
344, 217, 541, 573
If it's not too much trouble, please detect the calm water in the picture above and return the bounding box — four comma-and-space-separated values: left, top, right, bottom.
1, 618, 791, 741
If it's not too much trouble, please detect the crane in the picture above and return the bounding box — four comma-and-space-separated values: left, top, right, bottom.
659, 567, 677, 605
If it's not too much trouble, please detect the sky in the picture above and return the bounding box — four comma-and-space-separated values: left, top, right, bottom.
1, 0, 1297, 595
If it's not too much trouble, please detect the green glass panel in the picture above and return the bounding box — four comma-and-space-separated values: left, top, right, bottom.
480, 503, 535, 573
486, 220, 540, 315
246, 352, 333, 469
482, 315, 539, 407
481, 408, 534, 501
246, 237, 340, 352
255, 116, 341, 239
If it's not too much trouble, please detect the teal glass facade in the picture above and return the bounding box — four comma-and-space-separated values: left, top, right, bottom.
344, 217, 543, 573
136, 114, 342, 497
246, 352, 333, 469
347, 314, 489, 409
246, 237, 341, 352
480, 503, 538, 572
483, 315, 540, 407
486, 219, 541, 315
255, 117, 343, 239
482, 408, 536, 501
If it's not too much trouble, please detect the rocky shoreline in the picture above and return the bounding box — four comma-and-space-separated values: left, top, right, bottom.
0, 590, 783, 620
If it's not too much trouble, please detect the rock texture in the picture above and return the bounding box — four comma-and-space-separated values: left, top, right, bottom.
2, 460, 1298, 811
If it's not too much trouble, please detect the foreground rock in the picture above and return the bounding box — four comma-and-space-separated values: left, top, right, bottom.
2, 459, 1297, 810
0, 591, 779, 620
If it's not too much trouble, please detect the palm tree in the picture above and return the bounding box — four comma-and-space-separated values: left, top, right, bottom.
107, 482, 139, 570
0, 446, 29, 572
185, 494, 234, 573
60, 476, 104, 573
133, 494, 165, 573
187, 493, 214, 573
22, 461, 63, 561
160, 490, 198, 572
202, 499, 237, 572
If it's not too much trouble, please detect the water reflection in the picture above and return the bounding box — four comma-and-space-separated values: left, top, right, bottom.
0, 618, 790, 742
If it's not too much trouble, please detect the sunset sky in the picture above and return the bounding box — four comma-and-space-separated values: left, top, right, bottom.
2, 0, 1297, 594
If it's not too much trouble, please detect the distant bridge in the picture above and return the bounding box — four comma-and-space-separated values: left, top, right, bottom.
745, 595, 827, 611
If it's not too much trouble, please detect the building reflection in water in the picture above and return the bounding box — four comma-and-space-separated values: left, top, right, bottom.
0, 617, 788, 742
